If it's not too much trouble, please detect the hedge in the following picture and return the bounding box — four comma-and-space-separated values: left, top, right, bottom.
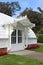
37, 34, 43, 43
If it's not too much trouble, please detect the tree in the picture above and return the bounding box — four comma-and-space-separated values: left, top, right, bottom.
20, 8, 43, 33
37, 7, 43, 13
37, 7, 43, 17
0, 2, 21, 16
20, 8, 42, 25
37, 7, 43, 34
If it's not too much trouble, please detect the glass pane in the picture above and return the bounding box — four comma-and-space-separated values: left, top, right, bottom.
18, 30, 22, 36
11, 37, 16, 44
18, 37, 22, 43
11, 30, 16, 36
11, 29, 16, 44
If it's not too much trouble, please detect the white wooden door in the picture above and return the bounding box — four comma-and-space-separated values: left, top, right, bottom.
11, 29, 24, 51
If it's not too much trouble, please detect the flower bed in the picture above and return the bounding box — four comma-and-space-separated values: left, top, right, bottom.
0, 48, 8, 56
25, 44, 40, 50
0, 52, 8, 56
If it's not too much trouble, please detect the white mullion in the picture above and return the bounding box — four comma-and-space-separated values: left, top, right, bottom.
12, 36, 16, 37
16, 29, 18, 44
18, 36, 22, 37
18, 29, 23, 43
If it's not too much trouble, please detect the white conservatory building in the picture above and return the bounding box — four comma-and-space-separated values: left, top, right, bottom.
0, 13, 37, 52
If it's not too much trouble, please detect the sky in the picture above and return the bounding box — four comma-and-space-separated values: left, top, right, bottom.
0, 0, 43, 18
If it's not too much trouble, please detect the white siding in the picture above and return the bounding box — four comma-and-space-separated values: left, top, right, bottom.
11, 44, 24, 51
0, 25, 11, 51
28, 38, 37, 44
26, 28, 37, 45
0, 39, 10, 50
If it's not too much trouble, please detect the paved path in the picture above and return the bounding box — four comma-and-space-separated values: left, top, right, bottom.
38, 43, 43, 45
9, 50, 43, 61
25, 52, 43, 61
9, 50, 35, 55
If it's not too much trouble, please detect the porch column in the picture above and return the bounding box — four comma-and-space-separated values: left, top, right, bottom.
16, 29, 18, 44
9, 24, 12, 50
24, 27, 28, 44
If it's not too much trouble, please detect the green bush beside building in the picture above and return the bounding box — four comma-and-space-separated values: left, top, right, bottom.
37, 34, 43, 43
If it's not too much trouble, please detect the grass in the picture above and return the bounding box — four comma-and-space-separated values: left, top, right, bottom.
0, 54, 43, 65
32, 45, 43, 52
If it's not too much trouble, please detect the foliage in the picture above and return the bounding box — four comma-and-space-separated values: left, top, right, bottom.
32, 45, 43, 52
20, 8, 42, 25
25, 44, 40, 50
38, 27, 43, 34
37, 34, 43, 43
37, 7, 43, 13
0, 2, 21, 16
20, 8, 43, 33
0, 54, 43, 65
37, 7, 43, 22
37, 7, 43, 15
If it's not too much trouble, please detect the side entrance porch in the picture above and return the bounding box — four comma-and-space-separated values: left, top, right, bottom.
11, 28, 25, 51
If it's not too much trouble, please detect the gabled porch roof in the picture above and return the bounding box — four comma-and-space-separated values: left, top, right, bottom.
15, 16, 35, 28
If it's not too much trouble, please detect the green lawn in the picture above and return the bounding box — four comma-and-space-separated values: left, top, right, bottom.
0, 54, 43, 65
32, 45, 43, 52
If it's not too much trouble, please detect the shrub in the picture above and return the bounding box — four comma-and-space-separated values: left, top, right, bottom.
25, 44, 40, 50
0, 48, 8, 56
0, 51, 8, 56
37, 34, 43, 43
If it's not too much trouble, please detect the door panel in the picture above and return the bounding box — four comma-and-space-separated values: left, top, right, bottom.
11, 29, 24, 51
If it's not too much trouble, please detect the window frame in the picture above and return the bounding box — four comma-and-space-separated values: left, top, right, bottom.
11, 29, 23, 44
18, 30, 22, 43
11, 29, 16, 44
